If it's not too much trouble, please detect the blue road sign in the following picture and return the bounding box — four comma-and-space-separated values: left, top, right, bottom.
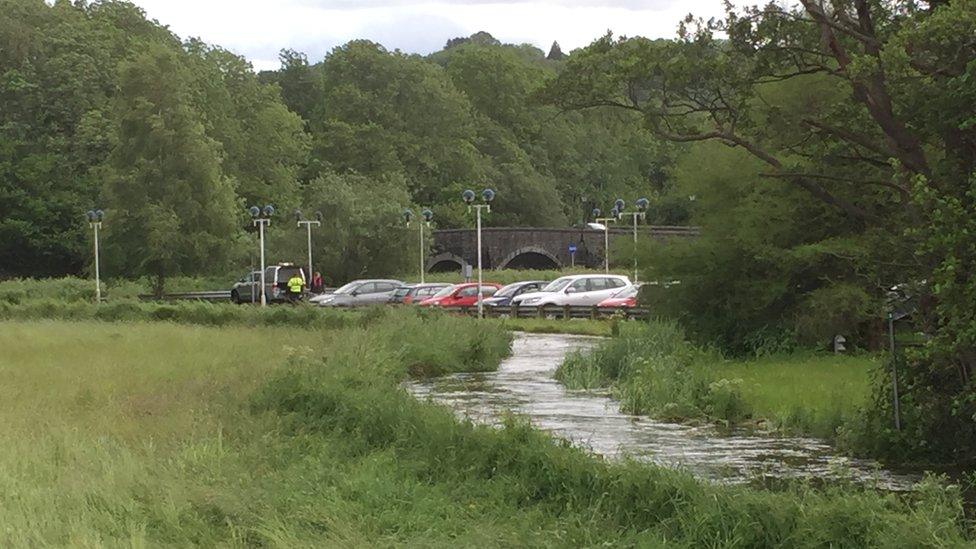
568, 244, 577, 254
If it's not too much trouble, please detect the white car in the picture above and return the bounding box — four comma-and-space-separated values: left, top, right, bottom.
511, 274, 632, 307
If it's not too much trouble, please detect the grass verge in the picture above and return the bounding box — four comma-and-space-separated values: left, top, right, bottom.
556, 321, 873, 439
0, 315, 971, 546
487, 316, 616, 337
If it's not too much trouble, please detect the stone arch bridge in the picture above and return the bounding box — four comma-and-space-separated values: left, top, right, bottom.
428, 226, 699, 272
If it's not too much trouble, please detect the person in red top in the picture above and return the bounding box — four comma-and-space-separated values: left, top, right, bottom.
311, 271, 324, 294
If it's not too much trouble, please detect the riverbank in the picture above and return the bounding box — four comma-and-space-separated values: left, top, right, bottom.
556, 321, 874, 441
0, 314, 971, 545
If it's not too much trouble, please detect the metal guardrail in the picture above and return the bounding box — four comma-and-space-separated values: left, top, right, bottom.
139, 288, 338, 302
441, 304, 648, 320
138, 291, 230, 302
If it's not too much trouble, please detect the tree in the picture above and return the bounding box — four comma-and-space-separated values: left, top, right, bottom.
102, 44, 238, 295
545, 0, 976, 463
267, 171, 416, 283
546, 41, 565, 60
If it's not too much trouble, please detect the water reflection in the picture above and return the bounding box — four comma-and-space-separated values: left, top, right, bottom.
407, 332, 919, 490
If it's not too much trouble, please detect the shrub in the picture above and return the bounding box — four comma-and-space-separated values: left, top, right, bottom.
794, 283, 880, 350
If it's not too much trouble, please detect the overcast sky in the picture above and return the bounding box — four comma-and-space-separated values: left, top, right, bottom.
130, 0, 730, 71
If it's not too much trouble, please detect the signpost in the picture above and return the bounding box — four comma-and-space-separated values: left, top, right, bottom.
568, 243, 577, 268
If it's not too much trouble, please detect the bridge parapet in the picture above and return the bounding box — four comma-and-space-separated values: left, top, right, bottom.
428, 226, 698, 272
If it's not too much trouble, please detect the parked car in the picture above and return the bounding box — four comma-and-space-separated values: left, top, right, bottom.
417, 283, 501, 307
314, 279, 404, 307
597, 284, 642, 308
511, 274, 631, 307
389, 285, 415, 304
262, 263, 306, 303
230, 270, 263, 304
481, 280, 547, 307
394, 283, 451, 305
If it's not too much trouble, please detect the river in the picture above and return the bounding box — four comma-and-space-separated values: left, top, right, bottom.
407, 332, 919, 490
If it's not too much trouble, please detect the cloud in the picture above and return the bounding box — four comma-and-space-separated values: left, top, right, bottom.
290, 0, 674, 9
131, 0, 728, 71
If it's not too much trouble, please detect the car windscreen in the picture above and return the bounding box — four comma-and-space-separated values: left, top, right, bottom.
333, 282, 360, 294
430, 285, 457, 298
542, 277, 572, 292
494, 283, 523, 298
392, 287, 411, 297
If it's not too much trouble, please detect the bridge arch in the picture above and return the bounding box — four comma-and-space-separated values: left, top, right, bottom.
498, 246, 561, 270
426, 252, 466, 273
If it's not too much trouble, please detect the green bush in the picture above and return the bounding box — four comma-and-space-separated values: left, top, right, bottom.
794, 283, 879, 350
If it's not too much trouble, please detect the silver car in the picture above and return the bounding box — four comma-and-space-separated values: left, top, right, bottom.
313, 279, 404, 307
231, 270, 262, 304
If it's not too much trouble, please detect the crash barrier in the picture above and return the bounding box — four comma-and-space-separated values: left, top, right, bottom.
140, 288, 338, 302
441, 304, 649, 320
138, 291, 230, 302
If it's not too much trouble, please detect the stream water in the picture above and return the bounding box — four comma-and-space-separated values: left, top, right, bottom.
407, 332, 920, 491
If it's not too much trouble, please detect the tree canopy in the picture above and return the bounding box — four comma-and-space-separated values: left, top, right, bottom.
1, 0, 671, 281
545, 0, 976, 463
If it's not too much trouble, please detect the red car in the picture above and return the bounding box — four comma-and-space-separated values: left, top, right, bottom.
418, 282, 502, 307
597, 285, 640, 308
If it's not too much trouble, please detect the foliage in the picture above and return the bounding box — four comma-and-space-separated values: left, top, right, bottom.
1, 2, 674, 280
557, 321, 874, 439
2, 318, 969, 545
0, 276, 97, 304
0, 297, 360, 330
542, 0, 976, 461
265, 171, 418, 283
635, 142, 883, 355
102, 43, 239, 295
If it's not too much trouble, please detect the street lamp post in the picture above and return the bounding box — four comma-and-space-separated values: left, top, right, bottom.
85, 209, 105, 303
616, 198, 649, 282
249, 205, 275, 307
295, 209, 322, 287
462, 188, 495, 318
593, 207, 619, 274
403, 208, 433, 284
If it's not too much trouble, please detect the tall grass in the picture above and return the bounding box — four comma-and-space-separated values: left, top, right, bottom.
0, 276, 239, 304
488, 316, 616, 337
0, 298, 362, 330
557, 321, 874, 437
0, 317, 970, 546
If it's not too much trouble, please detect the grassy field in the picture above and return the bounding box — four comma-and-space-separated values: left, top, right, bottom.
557, 321, 874, 439
0, 315, 971, 545
718, 352, 874, 435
